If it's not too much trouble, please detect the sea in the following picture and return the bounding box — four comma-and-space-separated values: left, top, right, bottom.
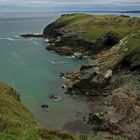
0, 11, 139, 135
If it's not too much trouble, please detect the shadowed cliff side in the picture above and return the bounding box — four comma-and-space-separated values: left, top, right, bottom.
64, 32, 140, 140
43, 14, 140, 56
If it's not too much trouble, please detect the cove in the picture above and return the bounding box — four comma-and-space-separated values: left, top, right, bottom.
0, 13, 93, 135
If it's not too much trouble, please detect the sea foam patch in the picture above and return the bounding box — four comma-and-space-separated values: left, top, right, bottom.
0, 37, 15, 41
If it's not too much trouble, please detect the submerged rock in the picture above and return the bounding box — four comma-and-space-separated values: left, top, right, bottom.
41, 104, 49, 111
60, 84, 67, 89
48, 94, 62, 102
21, 33, 44, 38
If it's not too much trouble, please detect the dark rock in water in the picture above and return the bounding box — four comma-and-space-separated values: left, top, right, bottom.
41, 104, 49, 111
48, 94, 55, 99
59, 72, 65, 77
60, 84, 67, 89
63, 120, 94, 136
48, 94, 62, 101
41, 104, 48, 108
21, 34, 44, 38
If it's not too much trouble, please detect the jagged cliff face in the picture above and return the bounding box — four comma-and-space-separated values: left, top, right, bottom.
44, 14, 140, 139
65, 33, 140, 92
65, 33, 140, 140
43, 14, 140, 56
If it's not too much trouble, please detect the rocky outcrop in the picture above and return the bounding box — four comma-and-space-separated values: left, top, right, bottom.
65, 33, 140, 94
18, 13, 140, 139
64, 33, 140, 140
21, 33, 45, 38
43, 14, 140, 56
44, 29, 121, 56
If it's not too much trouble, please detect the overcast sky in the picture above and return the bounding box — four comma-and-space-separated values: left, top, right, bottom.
0, 0, 139, 12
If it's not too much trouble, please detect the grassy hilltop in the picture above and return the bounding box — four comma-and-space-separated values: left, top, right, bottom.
44, 14, 140, 41
43, 14, 140, 55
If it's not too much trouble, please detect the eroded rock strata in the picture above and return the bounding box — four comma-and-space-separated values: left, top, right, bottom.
64, 33, 140, 140
43, 14, 140, 139
43, 14, 140, 57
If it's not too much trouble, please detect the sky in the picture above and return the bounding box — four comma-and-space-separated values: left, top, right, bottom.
0, 0, 140, 12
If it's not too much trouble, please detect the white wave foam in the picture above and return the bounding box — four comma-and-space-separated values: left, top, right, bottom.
6, 38, 15, 41
58, 61, 65, 64
44, 39, 49, 42
47, 59, 56, 64
0, 37, 15, 41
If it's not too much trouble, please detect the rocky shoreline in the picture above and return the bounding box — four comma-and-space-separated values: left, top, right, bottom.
42, 14, 140, 140
20, 13, 140, 140
43, 26, 121, 57
64, 33, 140, 140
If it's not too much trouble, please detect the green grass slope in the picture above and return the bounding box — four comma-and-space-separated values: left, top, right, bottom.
0, 82, 39, 140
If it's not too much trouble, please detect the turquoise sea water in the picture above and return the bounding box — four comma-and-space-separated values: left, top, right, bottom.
0, 12, 139, 134
0, 13, 94, 134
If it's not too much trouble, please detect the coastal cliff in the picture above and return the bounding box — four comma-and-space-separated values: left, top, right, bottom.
43, 14, 140, 140
43, 14, 140, 56
65, 33, 140, 140
18, 13, 140, 139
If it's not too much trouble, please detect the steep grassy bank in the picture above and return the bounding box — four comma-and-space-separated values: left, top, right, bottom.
43, 14, 140, 56
0, 82, 38, 140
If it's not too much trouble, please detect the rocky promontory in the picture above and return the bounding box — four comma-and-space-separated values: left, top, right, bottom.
43, 14, 140, 57
43, 14, 140, 139
64, 32, 140, 140
18, 13, 140, 140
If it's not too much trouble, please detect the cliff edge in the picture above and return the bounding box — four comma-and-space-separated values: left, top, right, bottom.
43, 14, 140, 56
